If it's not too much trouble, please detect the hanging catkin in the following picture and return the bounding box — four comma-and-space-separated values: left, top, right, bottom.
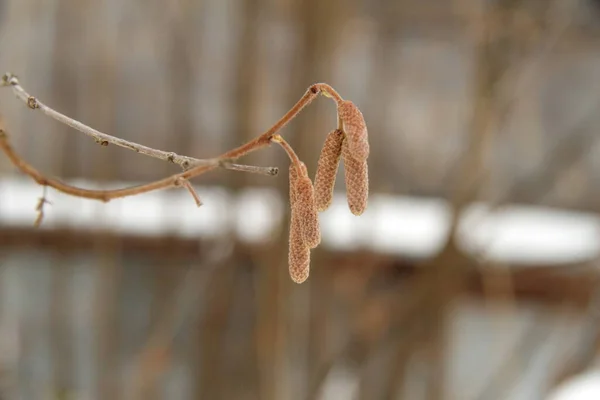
314, 129, 344, 212
342, 138, 368, 216
288, 164, 310, 283
292, 162, 321, 248
338, 100, 369, 163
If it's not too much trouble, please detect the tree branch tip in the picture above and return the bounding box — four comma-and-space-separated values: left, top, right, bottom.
268, 167, 279, 176
176, 178, 203, 207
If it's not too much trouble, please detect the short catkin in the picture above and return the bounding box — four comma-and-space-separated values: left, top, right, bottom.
292, 162, 321, 248
314, 129, 344, 212
338, 100, 369, 163
288, 164, 310, 283
342, 138, 368, 216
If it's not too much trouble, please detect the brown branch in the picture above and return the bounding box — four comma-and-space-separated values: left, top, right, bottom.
175, 178, 202, 207
0, 78, 338, 202
314, 83, 344, 105
271, 134, 302, 166
0, 73, 278, 176
34, 185, 50, 227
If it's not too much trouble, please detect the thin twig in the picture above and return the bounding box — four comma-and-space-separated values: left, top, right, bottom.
272, 134, 302, 166
315, 83, 344, 105
34, 185, 50, 227
0, 73, 278, 176
0, 74, 248, 171
218, 161, 278, 176
0, 80, 335, 202
176, 178, 202, 207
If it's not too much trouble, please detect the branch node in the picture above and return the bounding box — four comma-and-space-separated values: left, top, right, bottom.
27, 96, 39, 109
181, 160, 191, 170
1, 73, 17, 86
218, 158, 234, 168
167, 152, 176, 163
271, 134, 283, 143
94, 138, 109, 146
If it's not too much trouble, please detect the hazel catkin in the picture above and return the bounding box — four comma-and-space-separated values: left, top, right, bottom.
291, 162, 321, 248
342, 138, 368, 216
338, 100, 369, 163
288, 163, 312, 283
288, 207, 310, 283
314, 129, 344, 212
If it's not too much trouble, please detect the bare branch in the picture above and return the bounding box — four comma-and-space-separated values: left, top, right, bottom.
175, 178, 203, 207
34, 185, 50, 228
0, 73, 278, 177
272, 134, 302, 166
217, 161, 278, 176
0, 78, 335, 202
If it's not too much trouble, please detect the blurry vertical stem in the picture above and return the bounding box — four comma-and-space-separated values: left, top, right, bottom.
93, 236, 122, 400
50, 253, 72, 394
229, 0, 263, 397
197, 259, 236, 399
90, 0, 123, 397
48, 0, 77, 392
420, 2, 519, 400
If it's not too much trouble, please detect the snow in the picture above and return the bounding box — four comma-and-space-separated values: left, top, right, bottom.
1, 177, 599, 267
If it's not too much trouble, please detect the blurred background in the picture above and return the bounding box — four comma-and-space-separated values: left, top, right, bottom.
1, 0, 600, 399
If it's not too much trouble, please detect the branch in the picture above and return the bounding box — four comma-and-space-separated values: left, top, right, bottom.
0, 77, 339, 202
175, 178, 202, 207
34, 185, 51, 227
271, 134, 301, 166
0, 73, 278, 176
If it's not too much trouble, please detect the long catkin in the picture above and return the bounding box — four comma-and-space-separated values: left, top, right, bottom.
314, 129, 344, 212
338, 100, 369, 163
342, 139, 368, 216
292, 162, 321, 248
288, 165, 310, 283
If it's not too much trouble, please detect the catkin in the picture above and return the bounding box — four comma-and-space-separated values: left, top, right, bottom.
338, 100, 369, 162
342, 138, 368, 216
288, 164, 311, 283
288, 209, 310, 283
314, 129, 344, 211
291, 162, 321, 248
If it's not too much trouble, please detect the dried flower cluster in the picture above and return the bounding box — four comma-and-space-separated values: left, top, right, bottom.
285, 94, 369, 283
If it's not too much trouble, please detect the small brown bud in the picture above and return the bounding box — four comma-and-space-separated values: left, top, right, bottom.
338, 100, 369, 162
314, 129, 344, 211
342, 138, 368, 216
290, 162, 321, 248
